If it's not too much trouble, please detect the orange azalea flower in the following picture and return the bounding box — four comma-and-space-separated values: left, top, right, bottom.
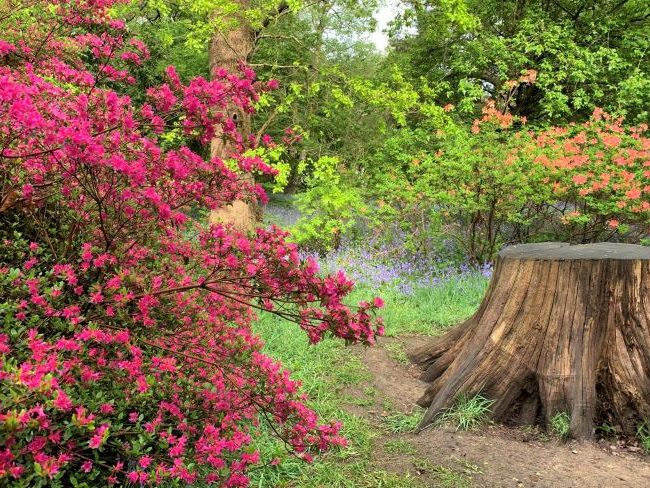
602, 134, 621, 148
626, 188, 641, 199
572, 174, 588, 185
622, 170, 635, 182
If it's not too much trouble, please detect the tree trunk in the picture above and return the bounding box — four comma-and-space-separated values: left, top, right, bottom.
208, 1, 258, 230
208, 4, 254, 155
410, 242, 650, 439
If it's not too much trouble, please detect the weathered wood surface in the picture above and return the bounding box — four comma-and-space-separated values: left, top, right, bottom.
410, 242, 650, 439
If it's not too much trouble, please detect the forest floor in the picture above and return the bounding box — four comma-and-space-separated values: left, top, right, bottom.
352, 335, 650, 488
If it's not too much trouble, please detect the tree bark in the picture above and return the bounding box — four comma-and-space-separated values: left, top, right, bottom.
208, 1, 258, 231
208, 3, 254, 155
410, 242, 650, 439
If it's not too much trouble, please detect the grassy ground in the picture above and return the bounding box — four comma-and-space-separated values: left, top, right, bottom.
250, 275, 488, 487
362, 277, 488, 336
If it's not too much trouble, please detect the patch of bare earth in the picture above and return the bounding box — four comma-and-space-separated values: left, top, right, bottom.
349, 335, 650, 487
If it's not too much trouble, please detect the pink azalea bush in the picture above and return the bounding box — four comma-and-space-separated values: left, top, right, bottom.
0, 1, 383, 485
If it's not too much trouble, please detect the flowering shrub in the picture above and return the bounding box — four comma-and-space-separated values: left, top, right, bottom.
364, 91, 650, 263
0, 1, 383, 486
528, 110, 650, 242
409, 105, 650, 263
364, 96, 550, 264
410, 102, 551, 263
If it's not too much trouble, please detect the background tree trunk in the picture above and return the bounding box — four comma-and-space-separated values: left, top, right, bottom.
208, 1, 258, 230
410, 242, 650, 439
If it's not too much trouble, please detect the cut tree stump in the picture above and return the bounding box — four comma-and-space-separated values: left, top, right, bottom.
410, 242, 650, 439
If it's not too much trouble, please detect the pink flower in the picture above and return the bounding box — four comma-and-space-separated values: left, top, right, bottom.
626, 188, 641, 199
139, 455, 152, 468
100, 403, 114, 414
81, 461, 93, 473
136, 375, 149, 393
53, 390, 73, 411
0, 334, 10, 354
89, 291, 104, 304
88, 425, 109, 449
0, 40, 16, 56
602, 134, 621, 147
106, 276, 122, 289
9, 465, 24, 479
74, 406, 95, 426
88, 435, 103, 449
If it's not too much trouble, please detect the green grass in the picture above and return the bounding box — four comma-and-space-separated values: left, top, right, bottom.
412, 459, 472, 488
350, 275, 488, 337
436, 393, 494, 431
381, 408, 425, 434
550, 412, 571, 440
383, 342, 410, 365
596, 423, 618, 438
343, 387, 377, 407
636, 421, 650, 453
250, 313, 421, 487
384, 439, 417, 455
429, 465, 472, 488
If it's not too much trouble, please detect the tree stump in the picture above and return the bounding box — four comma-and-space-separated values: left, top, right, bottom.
410, 242, 650, 439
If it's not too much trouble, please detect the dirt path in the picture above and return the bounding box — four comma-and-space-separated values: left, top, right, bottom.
350, 336, 650, 487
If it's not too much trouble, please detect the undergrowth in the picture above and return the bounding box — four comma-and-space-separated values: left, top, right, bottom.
436, 393, 495, 431
637, 421, 650, 453
550, 412, 571, 440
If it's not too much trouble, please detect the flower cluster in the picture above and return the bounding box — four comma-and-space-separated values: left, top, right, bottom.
0, 1, 383, 486
522, 109, 650, 239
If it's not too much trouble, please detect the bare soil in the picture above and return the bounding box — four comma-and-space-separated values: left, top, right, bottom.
350, 335, 650, 487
